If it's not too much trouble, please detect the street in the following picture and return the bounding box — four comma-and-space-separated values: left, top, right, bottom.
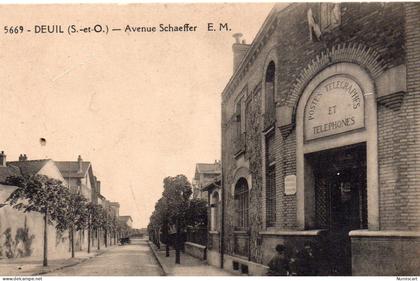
46, 238, 164, 276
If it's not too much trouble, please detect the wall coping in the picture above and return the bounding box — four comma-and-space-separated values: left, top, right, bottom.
349, 230, 420, 238
259, 229, 327, 236
226, 254, 270, 269
184, 242, 207, 249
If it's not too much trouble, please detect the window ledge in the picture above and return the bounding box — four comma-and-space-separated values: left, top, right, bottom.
209, 230, 219, 235
233, 230, 248, 235
259, 229, 327, 236
349, 230, 420, 238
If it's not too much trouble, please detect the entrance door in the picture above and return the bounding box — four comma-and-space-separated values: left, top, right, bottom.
308, 144, 367, 275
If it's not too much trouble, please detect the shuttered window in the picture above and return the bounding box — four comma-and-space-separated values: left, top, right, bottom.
265, 132, 276, 227
266, 165, 276, 227
234, 178, 249, 230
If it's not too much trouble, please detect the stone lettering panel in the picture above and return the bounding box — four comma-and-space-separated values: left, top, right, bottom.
284, 175, 296, 195
304, 75, 365, 141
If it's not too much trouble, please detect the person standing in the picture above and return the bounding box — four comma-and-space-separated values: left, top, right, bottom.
267, 244, 290, 276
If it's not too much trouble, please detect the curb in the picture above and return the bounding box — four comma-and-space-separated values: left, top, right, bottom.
147, 241, 167, 276
33, 247, 109, 276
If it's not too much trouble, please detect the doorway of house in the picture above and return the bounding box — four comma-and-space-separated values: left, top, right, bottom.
307, 143, 367, 275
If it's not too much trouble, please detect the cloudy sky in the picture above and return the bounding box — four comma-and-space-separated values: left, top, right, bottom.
0, 3, 274, 228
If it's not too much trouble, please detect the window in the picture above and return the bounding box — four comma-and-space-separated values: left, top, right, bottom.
320, 3, 341, 32
265, 132, 276, 227
235, 99, 242, 139
234, 178, 249, 229
265, 62, 276, 121
210, 191, 220, 231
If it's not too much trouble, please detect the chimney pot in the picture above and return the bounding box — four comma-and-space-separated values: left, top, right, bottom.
0, 151, 6, 167
232, 33, 250, 73
77, 155, 83, 173
233, 33, 243, 43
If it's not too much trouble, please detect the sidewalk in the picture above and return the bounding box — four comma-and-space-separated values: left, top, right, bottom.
0, 246, 115, 276
148, 242, 233, 276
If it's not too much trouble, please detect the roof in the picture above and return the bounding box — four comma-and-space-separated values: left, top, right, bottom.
202, 175, 222, 192
194, 162, 221, 182
119, 215, 133, 222
6, 160, 50, 177
195, 163, 221, 175
0, 165, 21, 183
55, 161, 91, 178
110, 202, 120, 207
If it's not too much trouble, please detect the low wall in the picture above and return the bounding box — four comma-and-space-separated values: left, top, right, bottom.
207, 249, 220, 268
350, 230, 420, 276
223, 254, 269, 276
184, 242, 206, 260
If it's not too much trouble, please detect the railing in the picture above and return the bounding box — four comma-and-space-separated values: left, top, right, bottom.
186, 226, 208, 246
233, 132, 246, 156
233, 231, 249, 258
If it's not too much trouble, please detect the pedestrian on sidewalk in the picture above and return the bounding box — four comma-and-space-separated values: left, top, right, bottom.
267, 244, 290, 276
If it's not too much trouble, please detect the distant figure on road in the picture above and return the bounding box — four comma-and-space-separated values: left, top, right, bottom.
294, 242, 318, 276
267, 244, 290, 276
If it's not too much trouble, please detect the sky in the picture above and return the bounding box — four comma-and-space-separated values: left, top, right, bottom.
0, 3, 275, 228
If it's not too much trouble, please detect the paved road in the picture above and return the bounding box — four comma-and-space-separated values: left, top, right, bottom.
46, 238, 164, 276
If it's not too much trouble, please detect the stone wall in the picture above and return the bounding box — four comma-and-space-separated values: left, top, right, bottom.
0, 184, 69, 259
0, 184, 106, 260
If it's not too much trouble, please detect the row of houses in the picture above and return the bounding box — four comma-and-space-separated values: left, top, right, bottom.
189, 3, 420, 276
0, 151, 133, 259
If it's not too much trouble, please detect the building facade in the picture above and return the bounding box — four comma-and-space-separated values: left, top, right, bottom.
218, 3, 420, 276
192, 162, 221, 200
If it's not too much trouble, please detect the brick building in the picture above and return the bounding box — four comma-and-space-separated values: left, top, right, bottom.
215, 3, 420, 276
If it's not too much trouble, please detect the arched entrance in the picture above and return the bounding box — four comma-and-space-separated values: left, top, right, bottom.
295, 63, 379, 275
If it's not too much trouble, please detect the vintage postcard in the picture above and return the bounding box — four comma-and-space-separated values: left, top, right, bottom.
0, 2, 419, 278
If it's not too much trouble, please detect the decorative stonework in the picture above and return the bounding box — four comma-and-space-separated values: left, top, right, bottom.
283, 43, 387, 111
377, 91, 405, 111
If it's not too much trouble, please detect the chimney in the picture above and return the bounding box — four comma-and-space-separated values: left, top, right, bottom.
232, 33, 250, 73
19, 154, 28, 161
77, 155, 83, 173
97, 180, 101, 195
0, 151, 6, 167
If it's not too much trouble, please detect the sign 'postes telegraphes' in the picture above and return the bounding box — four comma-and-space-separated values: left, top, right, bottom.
304, 75, 365, 141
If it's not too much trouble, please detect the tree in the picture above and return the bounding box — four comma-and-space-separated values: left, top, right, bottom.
56, 190, 88, 258
152, 197, 170, 256
5, 175, 69, 266
147, 210, 161, 249
92, 205, 105, 250
162, 175, 192, 264
86, 202, 101, 253
100, 208, 112, 247
110, 215, 118, 245
185, 198, 208, 228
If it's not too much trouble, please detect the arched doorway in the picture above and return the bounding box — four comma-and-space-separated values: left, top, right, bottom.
295, 63, 379, 275
232, 177, 250, 258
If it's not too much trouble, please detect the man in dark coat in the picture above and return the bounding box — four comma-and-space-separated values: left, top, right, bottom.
295, 242, 319, 276
267, 244, 290, 276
